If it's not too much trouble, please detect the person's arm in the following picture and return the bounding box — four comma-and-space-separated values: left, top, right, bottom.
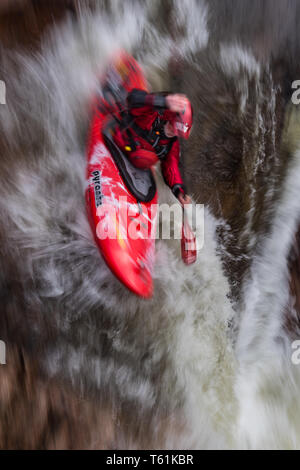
127, 89, 190, 117
161, 140, 192, 206
127, 88, 167, 111
161, 140, 185, 196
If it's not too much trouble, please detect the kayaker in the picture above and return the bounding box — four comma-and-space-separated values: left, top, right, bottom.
113, 89, 193, 207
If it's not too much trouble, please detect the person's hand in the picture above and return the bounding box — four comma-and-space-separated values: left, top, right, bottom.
178, 193, 192, 207
166, 94, 189, 113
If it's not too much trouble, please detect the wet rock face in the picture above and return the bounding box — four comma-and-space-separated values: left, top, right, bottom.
171, 50, 289, 301
0, 345, 119, 450
0, 0, 77, 49
168, 1, 300, 306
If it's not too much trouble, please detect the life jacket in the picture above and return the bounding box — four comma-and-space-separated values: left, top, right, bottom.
119, 112, 177, 160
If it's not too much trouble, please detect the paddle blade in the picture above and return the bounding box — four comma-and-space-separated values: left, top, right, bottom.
181, 214, 197, 265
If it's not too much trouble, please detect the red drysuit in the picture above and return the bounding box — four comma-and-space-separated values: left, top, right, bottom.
113, 89, 186, 198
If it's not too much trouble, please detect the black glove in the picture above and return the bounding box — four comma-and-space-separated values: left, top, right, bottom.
172, 184, 186, 199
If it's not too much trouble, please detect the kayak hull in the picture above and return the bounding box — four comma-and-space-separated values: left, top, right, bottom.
85, 53, 158, 298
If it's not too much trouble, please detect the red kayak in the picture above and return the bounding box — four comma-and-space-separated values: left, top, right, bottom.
85, 52, 158, 298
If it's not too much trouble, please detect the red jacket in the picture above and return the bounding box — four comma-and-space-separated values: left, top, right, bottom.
114, 89, 185, 197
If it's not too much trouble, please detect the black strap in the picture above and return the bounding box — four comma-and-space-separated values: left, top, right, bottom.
119, 112, 133, 130
117, 113, 150, 153
130, 120, 177, 159
155, 140, 175, 159
117, 111, 177, 159
131, 120, 151, 142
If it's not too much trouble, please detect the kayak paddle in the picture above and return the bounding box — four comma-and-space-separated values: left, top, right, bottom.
181, 206, 197, 265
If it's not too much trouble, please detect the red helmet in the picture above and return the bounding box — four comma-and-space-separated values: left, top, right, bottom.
170, 99, 193, 139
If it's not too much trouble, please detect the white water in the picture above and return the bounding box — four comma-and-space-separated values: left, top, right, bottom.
1, 0, 300, 449
235, 107, 300, 449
